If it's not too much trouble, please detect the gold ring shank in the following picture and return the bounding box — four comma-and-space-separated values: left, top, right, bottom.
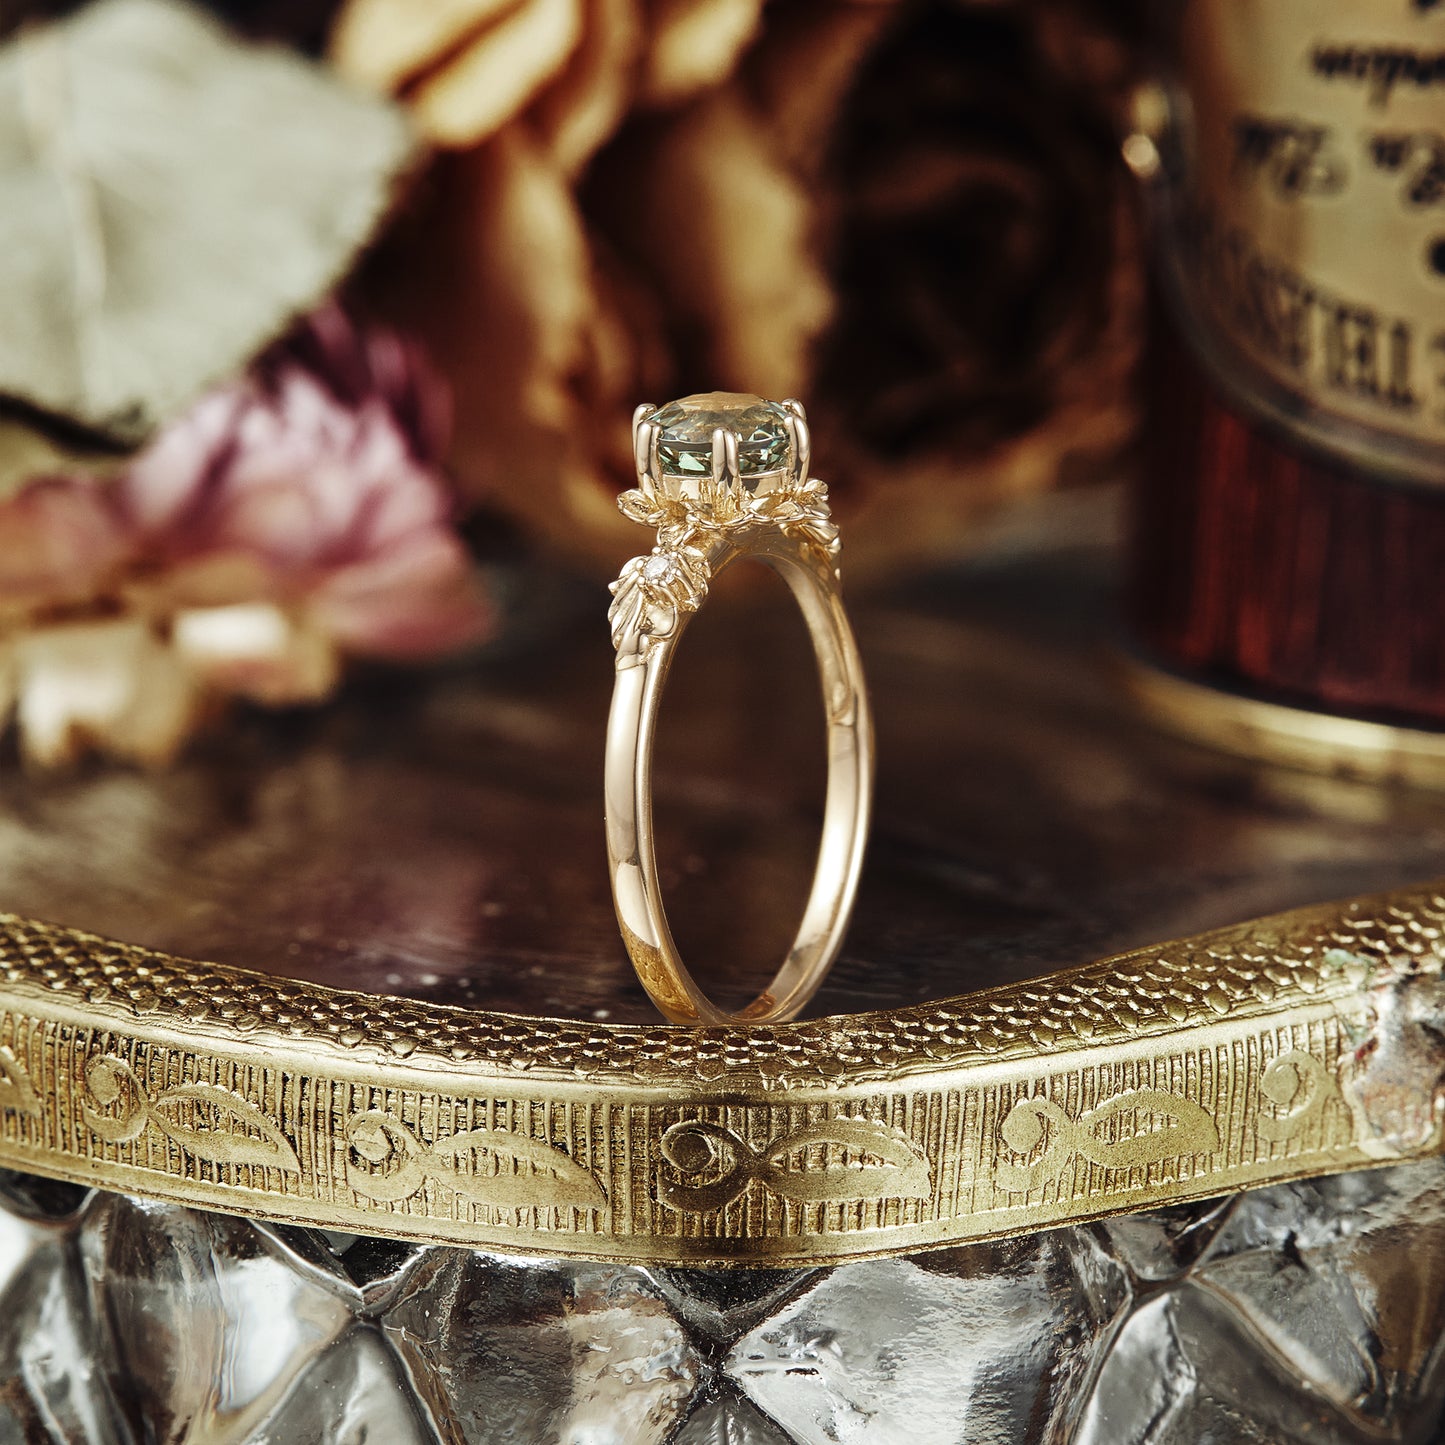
606, 526, 872, 1024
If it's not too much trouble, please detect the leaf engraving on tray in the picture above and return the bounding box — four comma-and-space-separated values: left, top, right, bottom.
82, 1056, 300, 1171
0, 0, 416, 457
0, 1047, 40, 1117
659, 1116, 932, 1214
145, 1083, 301, 1172
344, 1110, 608, 1212
995, 1088, 1221, 1194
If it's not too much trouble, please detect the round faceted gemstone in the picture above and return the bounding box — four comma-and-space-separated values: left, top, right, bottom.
652, 392, 792, 478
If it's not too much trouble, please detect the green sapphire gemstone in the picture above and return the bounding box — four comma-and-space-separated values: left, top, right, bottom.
652, 393, 792, 479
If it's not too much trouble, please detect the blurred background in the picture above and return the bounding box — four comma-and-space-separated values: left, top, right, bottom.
4, 18, 1445, 1442
0, 0, 1147, 767
8, 0, 1445, 1027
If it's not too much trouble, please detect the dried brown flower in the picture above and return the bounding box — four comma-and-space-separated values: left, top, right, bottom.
341, 0, 1144, 573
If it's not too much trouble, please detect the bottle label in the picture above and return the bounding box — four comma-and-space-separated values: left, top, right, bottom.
1173, 0, 1445, 459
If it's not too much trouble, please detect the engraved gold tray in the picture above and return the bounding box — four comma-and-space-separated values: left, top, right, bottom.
1, 536, 1442, 1266
0, 887, 1438, 1266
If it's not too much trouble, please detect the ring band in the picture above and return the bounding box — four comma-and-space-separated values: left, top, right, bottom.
605, 393, 874, 1025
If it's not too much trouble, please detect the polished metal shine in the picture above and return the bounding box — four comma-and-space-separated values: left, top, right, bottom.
605, 394, 874, 1025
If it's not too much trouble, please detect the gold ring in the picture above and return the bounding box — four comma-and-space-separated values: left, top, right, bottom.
605, 393, 874, 1024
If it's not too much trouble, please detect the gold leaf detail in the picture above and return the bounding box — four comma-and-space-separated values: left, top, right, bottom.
658, 1116, 931, 1214
996, 1088, 1220, 1195
0, 1047, 39, 1117
82, 1056, 299, 1171
751, 479, 840, 570
617, 488, 674, 528
344, 1110, 607, 1212
607, 547, 710, 656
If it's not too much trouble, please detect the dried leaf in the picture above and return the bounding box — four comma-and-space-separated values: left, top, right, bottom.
417, 0, 582, 146
0, 0, 416, 446
748, 3, 896, 174
530, 0, 640, 175
625, 91, 833, 398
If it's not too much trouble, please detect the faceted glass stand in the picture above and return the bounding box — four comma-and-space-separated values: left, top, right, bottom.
0, 1157, 1441, 1444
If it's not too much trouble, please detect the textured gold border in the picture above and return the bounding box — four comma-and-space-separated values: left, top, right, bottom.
0, 887, 1439, 1265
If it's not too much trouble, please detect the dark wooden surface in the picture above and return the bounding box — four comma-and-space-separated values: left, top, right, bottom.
5, 492, 1445, 1025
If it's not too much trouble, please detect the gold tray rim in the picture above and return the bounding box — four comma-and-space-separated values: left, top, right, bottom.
0, 886, 1438, 1265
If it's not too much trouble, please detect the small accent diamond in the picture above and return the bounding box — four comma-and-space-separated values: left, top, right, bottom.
643, 554, 681, 585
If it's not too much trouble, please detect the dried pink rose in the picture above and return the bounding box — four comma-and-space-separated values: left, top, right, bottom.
0, 306, 491, 766
0, 478, 128, 618
122, 305, 486, 662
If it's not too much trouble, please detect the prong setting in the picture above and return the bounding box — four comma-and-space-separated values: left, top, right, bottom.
710, 426, 728, 495
724, 430, 742, 489
613, 391, 841, 648
634, 417, 661, 495
706, 426, 742, 510
783, 406, 810, 487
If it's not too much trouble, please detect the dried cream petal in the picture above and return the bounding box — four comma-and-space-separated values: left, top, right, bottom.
13, 618, 199, 768
644, 0, 764, 104
329, 0, 516, 92
173, 602, 341, 705
411, 0, 584, 146
482, 134, 597, 432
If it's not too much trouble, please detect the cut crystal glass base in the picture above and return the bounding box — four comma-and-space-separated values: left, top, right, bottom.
0, 1158, 1440, 1444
